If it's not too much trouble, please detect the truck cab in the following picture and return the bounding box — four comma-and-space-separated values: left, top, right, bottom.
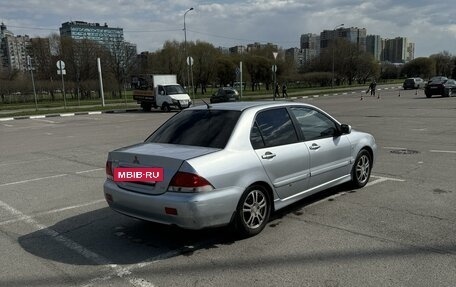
132, 74, 192, 112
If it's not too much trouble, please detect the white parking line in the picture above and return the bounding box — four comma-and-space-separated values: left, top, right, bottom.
305, 175, 404, 209
0, 158, 52, 167
0, 199, 155, 287
430, 150, 456, 154
76, 168, 104, 174
0, 174, 68, 187
0, 168, 104, 188
0, 199, 106, 226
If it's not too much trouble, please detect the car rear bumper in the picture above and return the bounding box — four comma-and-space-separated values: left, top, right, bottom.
104, 180, 242, 229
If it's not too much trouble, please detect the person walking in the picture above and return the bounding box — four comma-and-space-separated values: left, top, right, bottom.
368, 80, 377, 96
274, 82, 280, 98
282, 82, 288, 98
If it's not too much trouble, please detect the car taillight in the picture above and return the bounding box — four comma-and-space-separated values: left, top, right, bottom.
169, 172, 214, 193
106, 160, 113, 180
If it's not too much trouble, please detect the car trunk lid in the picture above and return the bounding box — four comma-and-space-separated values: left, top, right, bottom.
109, 143, 219, 195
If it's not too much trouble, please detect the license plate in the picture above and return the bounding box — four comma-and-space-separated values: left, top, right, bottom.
430, 87, 437, 89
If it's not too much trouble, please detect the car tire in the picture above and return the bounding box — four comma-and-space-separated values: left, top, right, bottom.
161, 103, 171, 112
425, 92, 431, 98
233, 185, 271, 238
141, 103, 151, 112
350, 149, 372, 188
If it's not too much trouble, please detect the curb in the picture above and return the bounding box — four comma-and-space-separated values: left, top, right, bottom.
0, 108, 141, 122
0, 86, 403, 122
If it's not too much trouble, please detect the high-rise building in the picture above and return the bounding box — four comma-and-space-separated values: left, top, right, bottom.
366, 35, 382, 61
382, 37, 414, 63
300, 33, 320, 63
0, 23, 30, 73
320, 27, 367, 52
59, 21, 136, 67
300, 33, 320, 51
60, 21, 124, 51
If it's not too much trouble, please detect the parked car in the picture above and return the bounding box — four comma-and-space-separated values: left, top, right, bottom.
210, 87, 239, 103
104, 101, 377, 237
403, 77, 424, 89
425, 78, 456, 97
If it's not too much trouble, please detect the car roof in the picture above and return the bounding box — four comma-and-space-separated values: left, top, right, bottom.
188, 101, 315, 112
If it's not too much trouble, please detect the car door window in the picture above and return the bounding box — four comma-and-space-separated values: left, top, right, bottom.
252, 108, 298, 148
290, 107, 338, 141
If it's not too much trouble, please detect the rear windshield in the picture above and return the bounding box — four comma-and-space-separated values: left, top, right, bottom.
145, 109, 241, 148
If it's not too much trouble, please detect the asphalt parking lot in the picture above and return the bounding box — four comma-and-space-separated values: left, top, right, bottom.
1, 87, 455, 287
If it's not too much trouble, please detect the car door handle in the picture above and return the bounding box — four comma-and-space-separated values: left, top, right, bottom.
309, 143, 320, 150
261, 152, 276, 159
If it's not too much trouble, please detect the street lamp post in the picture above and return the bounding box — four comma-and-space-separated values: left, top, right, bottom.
184, 7, 194, 93
332, 24, 344, 88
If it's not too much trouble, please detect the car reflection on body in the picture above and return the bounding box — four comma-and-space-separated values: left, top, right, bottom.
104, 101, 377, 237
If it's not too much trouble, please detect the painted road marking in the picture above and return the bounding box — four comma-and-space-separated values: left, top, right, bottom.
0, 174, 68, 187
0, 168, 104, 187
0, 199, 155, 287
0, 173, 403, 287
305, 175, 404, 209
0, 199, 106, 226
430, 150, 456, 154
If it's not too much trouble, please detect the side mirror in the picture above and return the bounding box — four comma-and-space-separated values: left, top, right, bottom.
340, 124, 351, 134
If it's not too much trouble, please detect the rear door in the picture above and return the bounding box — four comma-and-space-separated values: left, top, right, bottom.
289, 107, 352, 189
251, 108, 310, 199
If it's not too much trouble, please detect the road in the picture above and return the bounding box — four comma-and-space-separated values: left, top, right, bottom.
0, 87, 455, 287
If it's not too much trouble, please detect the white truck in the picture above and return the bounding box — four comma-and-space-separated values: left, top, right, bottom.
132, 74, 192, 112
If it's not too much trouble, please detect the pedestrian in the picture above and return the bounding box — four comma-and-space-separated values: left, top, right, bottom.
274, 82, 280, 98
368, 80, 377, 96
282, 82, 288, 98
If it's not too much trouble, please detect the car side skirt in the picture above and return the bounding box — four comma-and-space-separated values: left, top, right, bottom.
273, 174, 351, 210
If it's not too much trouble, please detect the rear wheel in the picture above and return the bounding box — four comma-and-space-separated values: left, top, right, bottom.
351, 149, 372, 188
141, 103, 151, 112
234, 185, 271, 238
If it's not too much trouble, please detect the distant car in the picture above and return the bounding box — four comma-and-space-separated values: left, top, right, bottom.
104, 101, 377, 237
210, 87, 239, 103
425, 78, 456, 97
403, 77, 424, 89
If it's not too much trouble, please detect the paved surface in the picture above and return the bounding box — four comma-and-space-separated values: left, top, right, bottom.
0, 87, 455, 286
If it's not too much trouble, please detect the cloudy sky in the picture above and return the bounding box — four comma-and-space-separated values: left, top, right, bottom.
1, 0, 455, 57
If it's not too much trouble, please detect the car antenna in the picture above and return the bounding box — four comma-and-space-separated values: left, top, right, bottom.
201, 99, 212, 109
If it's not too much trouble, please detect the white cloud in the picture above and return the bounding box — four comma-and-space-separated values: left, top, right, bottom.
0, 0, 454, 57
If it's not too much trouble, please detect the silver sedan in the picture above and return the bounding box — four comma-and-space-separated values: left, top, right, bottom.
104, 101, 377, 237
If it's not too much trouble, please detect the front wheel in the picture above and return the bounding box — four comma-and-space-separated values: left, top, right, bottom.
233, 185, 271, 238
351, 149, 372, 188
161, 103, 171, 112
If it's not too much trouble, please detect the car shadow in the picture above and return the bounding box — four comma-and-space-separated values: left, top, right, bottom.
18, 184, 353, 266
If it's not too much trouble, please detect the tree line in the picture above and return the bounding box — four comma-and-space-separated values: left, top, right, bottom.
1, 34, 455, 104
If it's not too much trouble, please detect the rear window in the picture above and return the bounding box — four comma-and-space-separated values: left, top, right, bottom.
145, 109, 241, 148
